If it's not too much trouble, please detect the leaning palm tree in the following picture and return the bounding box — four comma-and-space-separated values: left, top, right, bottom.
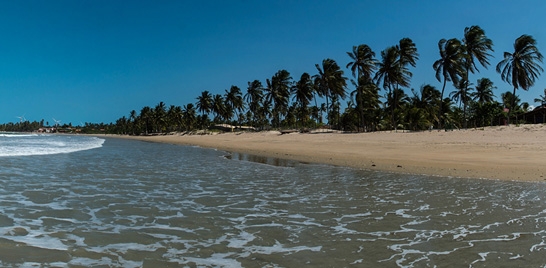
461, 25, 494, 127
496, 34, 544, 124
433, 38, 465, 128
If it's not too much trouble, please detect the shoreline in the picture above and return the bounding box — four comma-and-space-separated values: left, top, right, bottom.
105, 124, 546, 182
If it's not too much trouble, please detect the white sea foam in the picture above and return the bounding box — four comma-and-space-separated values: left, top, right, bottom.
0, 134, 104, 157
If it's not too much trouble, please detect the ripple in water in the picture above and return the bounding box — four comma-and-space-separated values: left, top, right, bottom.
0, 137, 544, 267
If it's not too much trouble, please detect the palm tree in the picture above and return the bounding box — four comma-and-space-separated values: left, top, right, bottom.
292, 72, 314, 127
182, 103, 197, 131
384, 88, 409, 130
264, 70, 292, 128
470, 78, 496, 127
461, 25, 494, 127
165, 105, 183, 132
433, 38, 464, 128
351, 76, 381, 131
472, 78, 496, 105
139, 106, 152, 135
497, 34, 544, 124
315, 59, 348, 127
346, 44, 378, 131
244, 80, 264, 127
196, 90, 213, 117
153, 101, 167, 133
374, 39, 418, 130
450, 79, 472, 110
346, 44, 378, 80
375, 46, 400, 130
211, 94, 225, 123
398, 38, 419, 70
129, 110, 137, 135
225, 85, 244, 125
411, 84, 441, 127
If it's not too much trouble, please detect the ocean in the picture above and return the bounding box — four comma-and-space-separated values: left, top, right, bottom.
0, 134, 545, 267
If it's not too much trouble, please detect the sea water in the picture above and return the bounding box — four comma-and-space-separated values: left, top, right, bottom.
0, 134, 545, 267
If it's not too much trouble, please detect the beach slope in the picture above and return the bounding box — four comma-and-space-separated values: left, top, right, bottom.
120, 125, 546, 181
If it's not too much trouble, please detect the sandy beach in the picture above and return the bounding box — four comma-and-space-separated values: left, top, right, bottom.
118, 124, 546, 182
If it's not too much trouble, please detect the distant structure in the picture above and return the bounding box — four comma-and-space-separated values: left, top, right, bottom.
520, 105, 546, 124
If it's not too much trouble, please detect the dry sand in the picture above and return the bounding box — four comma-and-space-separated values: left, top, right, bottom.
118, 124, 546, 182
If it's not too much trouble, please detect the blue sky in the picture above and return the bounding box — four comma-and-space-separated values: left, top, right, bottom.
0, 0, 545, 125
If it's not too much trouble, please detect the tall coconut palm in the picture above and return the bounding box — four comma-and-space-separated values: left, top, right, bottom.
315, 58, 347, 128
374, 39, 418, 131
375, 46, 401, 94
497, 34, 544, 124
461, 25, 494, 127
375, 46, 400, 130
433, 38, 464, 128
346, 44, 378, 131
346, 44, 378, 80
292, 72, 314, 127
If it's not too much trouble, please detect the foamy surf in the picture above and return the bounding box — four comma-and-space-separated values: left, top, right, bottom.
0, 134, 104, 156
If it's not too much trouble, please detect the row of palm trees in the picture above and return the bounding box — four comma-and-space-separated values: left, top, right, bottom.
110, 25, 544, 135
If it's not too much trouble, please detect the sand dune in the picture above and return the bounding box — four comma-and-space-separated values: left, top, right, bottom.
120, 124, 546, 182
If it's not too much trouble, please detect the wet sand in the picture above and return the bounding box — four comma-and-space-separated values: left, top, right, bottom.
118, 124, 546, 181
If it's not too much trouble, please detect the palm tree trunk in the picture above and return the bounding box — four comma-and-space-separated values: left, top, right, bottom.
438, 78, 447, 130
508, 87, 517, 125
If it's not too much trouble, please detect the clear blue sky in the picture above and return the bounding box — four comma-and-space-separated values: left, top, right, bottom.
0, 0, 545, 125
